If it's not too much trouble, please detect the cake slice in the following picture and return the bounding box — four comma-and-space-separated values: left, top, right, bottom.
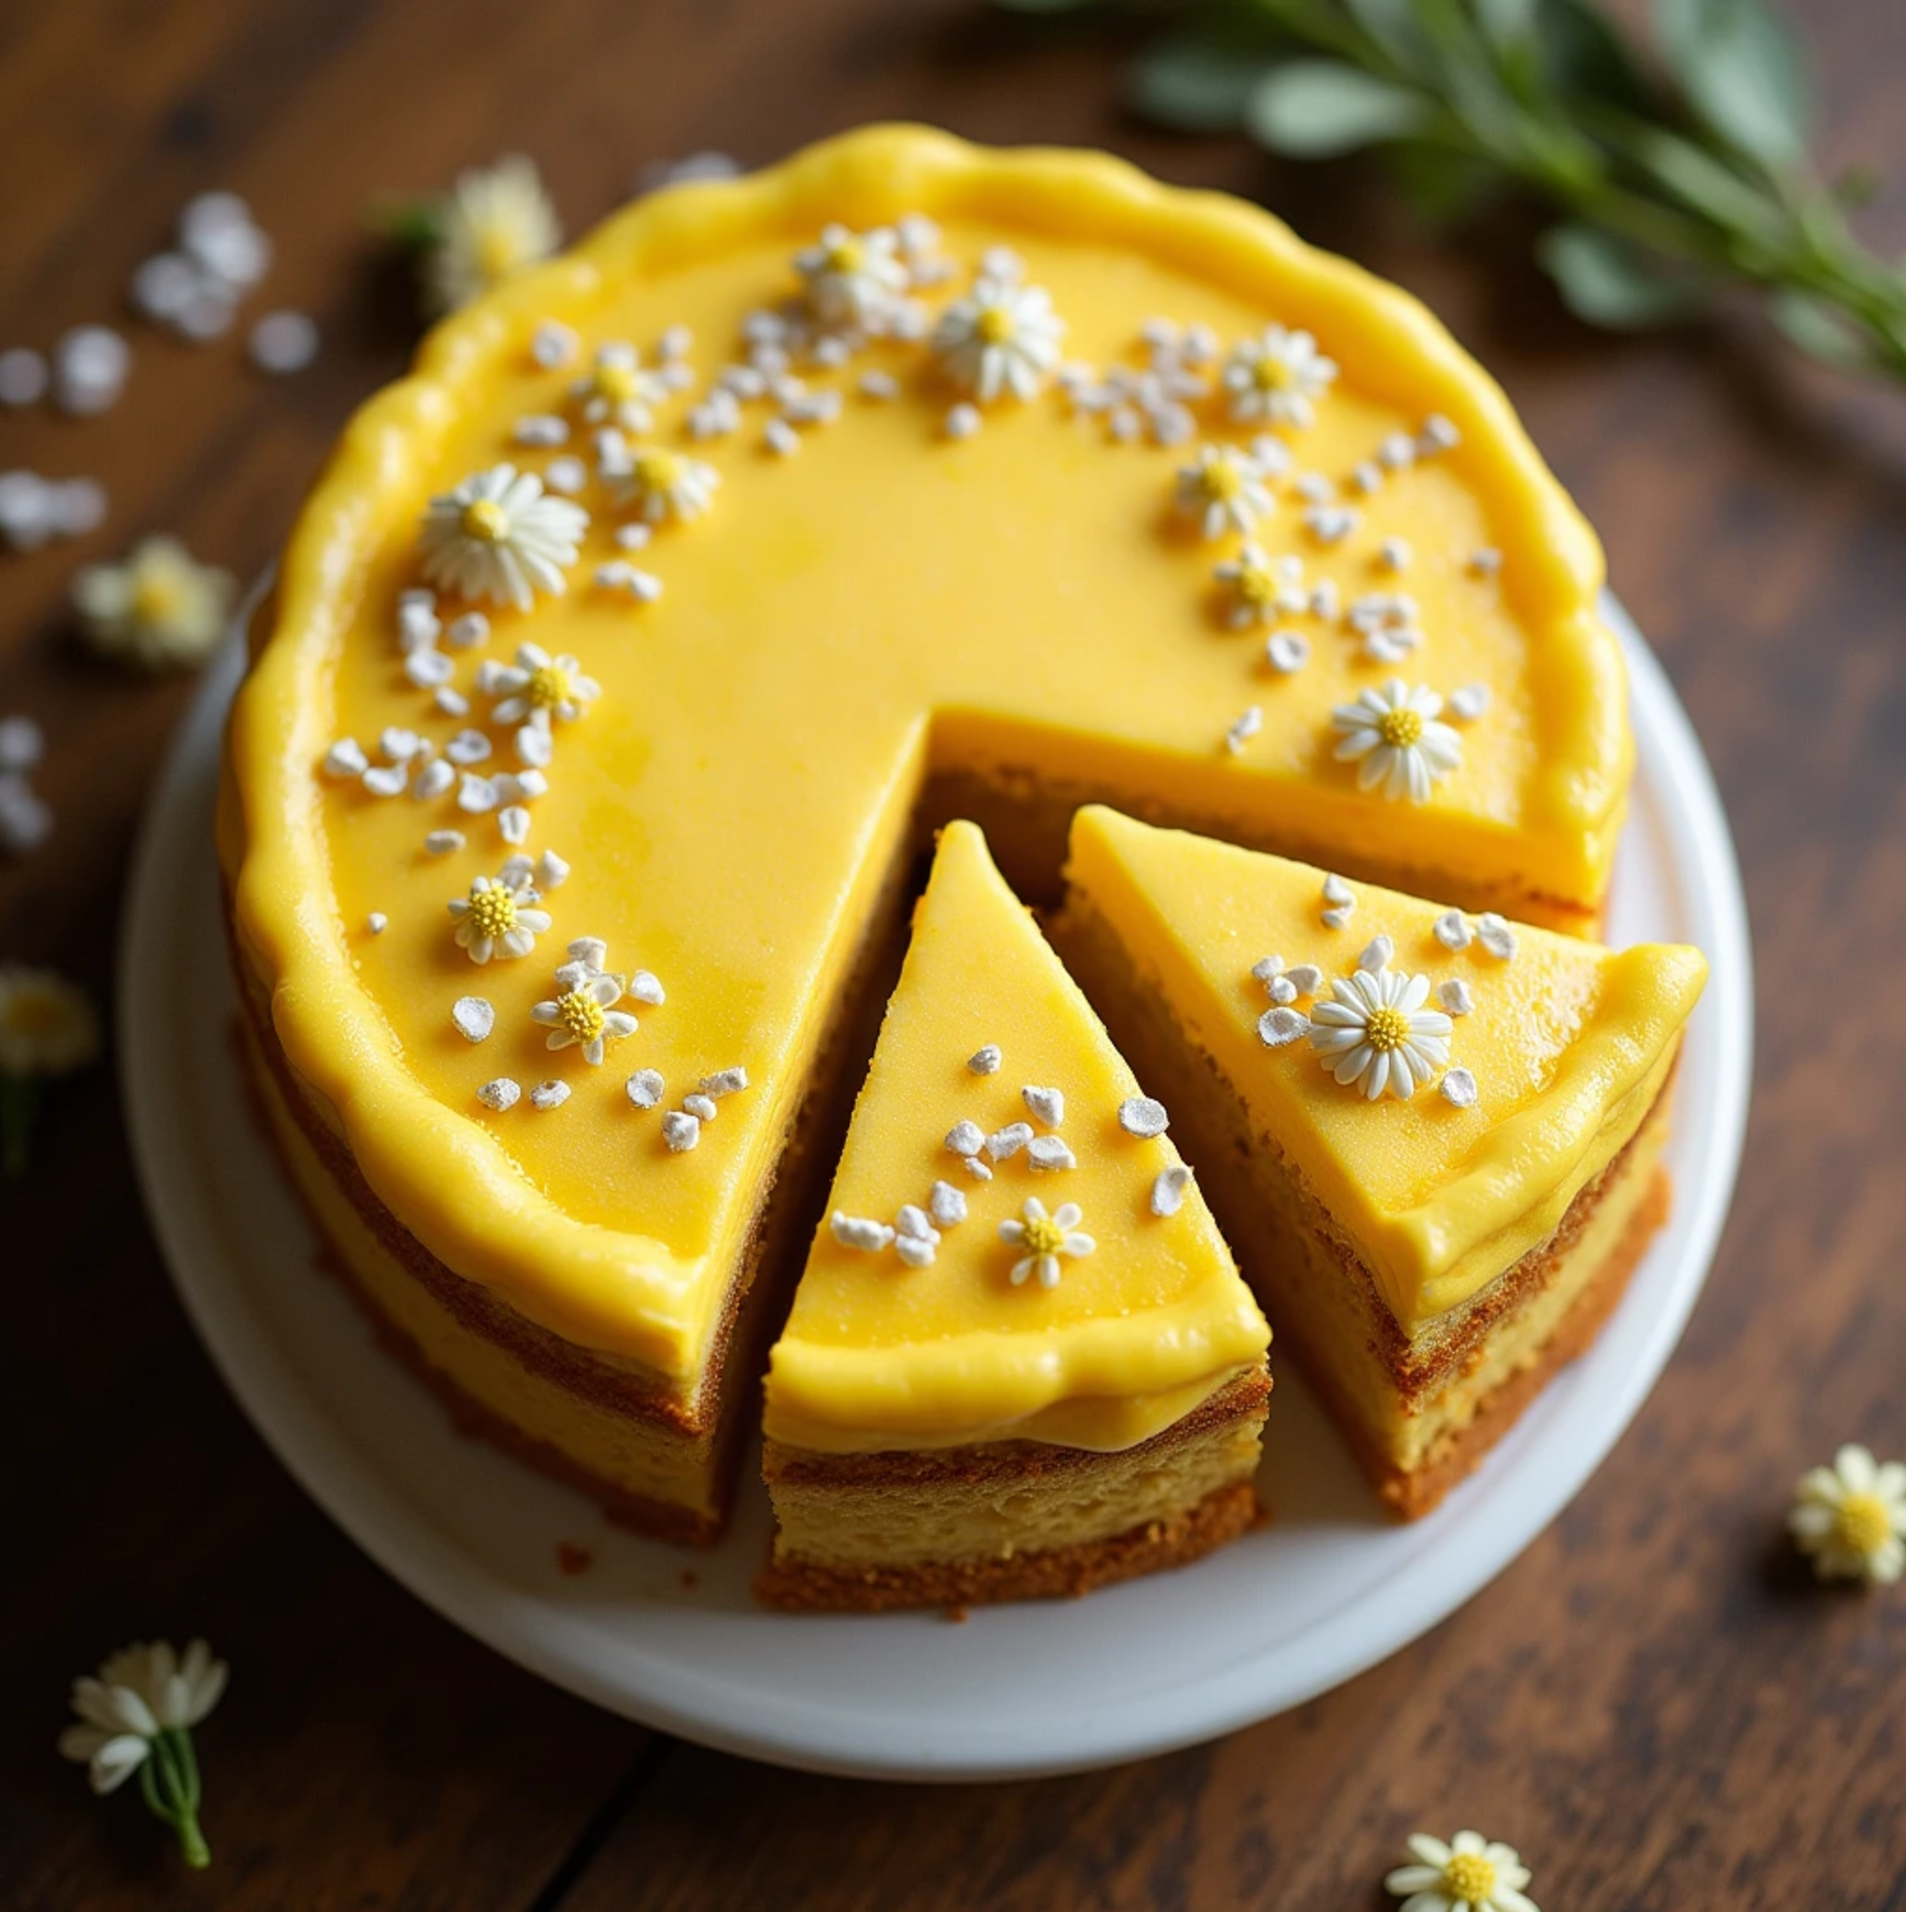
758, 821, 1272, 1610
1057, 806, 1706, 1518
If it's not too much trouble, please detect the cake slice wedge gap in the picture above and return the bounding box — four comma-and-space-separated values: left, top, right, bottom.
1055, 805, 1706, 1519
758, 821, 1272, 1611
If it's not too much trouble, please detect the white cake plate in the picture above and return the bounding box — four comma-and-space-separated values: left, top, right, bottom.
120, 596, 1751, 1782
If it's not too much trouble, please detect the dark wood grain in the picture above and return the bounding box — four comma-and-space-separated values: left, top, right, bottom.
4, 1, 1905, 1906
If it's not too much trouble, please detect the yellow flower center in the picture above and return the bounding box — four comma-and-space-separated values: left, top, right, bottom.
474, 219, 525, 280
1364, 1005, 1412, 1054
1236, 562, 1275, 606
1020, 1213, 1067, 1257
1837, 1491, 1894, 1557
1442, 1852, 1497, 1903
466, 885, 519, 940
975, 305, 1016, 346
526, 662, 573, 711
593, 361, 642, 405
1202, 456, 1243, 501
1376, 706, 1424, 749
823, 236, 866, 275
1252, 353, 1295, 391
556, 987, 606, 1043
460, 498, 509, 544
132, 570, 190, 626
633, 448, 685, 496
2, 991, 67, 1039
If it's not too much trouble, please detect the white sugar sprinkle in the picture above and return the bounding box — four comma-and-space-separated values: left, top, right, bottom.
1379, 431, 1417, 471
1151, 1163, 1193, 1217
1421, 413, 1461, 451
1285, 964, 1324, 997
1377, 536, 1412, 573
626, 1069, 665, 1109
1225, 705, 1263, 754
452, 997, 494, 1043
1320, 906, 1354, 931
764, 417, 800, 457
831, 1211, 893, 1252
413, 759, 455, 802
700, 1067, 749, 1097
514, 725, 552, 769
1476, 913, 1519, 961
498, 805, 531, 845
446, 729, 492, 766
858, 369, 900, 400
1439, 979, 1474, 1016
1021, 1085, 1064, 1128
537, 850, 570, 890
323, 738, 368, 780
434, 688, 470, 718
895, 1234, 937, 1269
361, 765, 407, 798
928, 1181, 967, 1228
662, 1110, 701, 1152
530, 1080, 571, 1111
1433, 909, 1473, 951
1304, 505, 1360, 546
895, 1203, 936, 1242
1270, 976, 1297, 1005
1266, 630, 1310, 674
967, 1044, 1002, 1075
1469, 547, 1503, 577
447, 612, 490, 650
366, 913, 387, 935
1258, 1007, 1309, 1048
476, 1077, 520, 1112
946, 1119, 985, 1157
1357, 934, 1394, 973
513, 414, 569, 447
1322, 873, 1355, 906
530, 320, 579, 369
1251, 956, 1283, 987
985, 1121, 1033, 1162
1441, 1068, 1478, 1109
248, 310, 319, 376
1448, 682, 1491, 721
944, 402, 982, 440
628, 970, 665, 1006
962, 1155, 994, 1181
1026, 1136, 1076, 1172
1119, 1096, 1169, 1139
544, 455, 587, 494
683, 1093, 718, 1122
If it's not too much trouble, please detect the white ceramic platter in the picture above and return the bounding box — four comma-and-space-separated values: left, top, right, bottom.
120, 596, 1751, 1782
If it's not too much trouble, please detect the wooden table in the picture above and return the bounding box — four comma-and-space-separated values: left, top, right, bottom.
5, 1, 1904, 1904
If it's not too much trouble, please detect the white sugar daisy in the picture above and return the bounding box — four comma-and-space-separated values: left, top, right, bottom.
1213, 542, 1307, 629
1175, 444, 1277, 540
479, 641, 600, 733
1222, 324, 1338, 429
571, 342, 666, 434
931, 277, 1065, 403
1308, 967, 1453, 1101
1330, 680, 1464, 803
1385, 1829, 1537, 1912
999, 1196, 1094, 1289
424, 155, 561, 315
1790, 1443, 1906, 1585
795, 223, 909, 331
615, 445, 720, 526
531, 970, 638, 1065
72, 536, 235, 671
447, 866, 551, 963
419, 466, 587, 612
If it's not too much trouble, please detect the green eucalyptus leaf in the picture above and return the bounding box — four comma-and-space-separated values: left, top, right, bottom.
1343, 0, 1437, 69
1244, 60, 1431, 158
1126, 34, 1274, 134
1653, 0, 1809, 172
1532, 0, 1654, 111
1537, 222, 1706, 328
1474, 0, 1539, 53
1769, 288, 1873, 372
1388, 144, 1499, 228
1631, 127, 1779, 239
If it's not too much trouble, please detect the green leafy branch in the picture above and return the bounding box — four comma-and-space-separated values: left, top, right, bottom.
1005, 0, 1906, 383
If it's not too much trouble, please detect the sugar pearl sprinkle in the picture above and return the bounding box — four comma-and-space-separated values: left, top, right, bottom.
661, 1109, 700, 1152
476, 1077, 521, 1112
1119, 1096, 1170, 1139
626, 1069, 665, 1109
452, 996, 495, 1043
1026, 1135, 1076, 1172
1440, 1067, 1479, 1109
967, 1044, 1002, 1075
1021, 1085, 1064, 1128
1151, 1163, 1193, 1217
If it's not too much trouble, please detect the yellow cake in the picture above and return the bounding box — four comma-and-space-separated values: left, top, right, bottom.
1056, 807, 1706, 1515
758, 821, 1271, 1608
219, 124, 1643, 1548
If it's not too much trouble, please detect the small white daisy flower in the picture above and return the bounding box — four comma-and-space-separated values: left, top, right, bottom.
615, 445, 720, 525
1175, 445, 1277, 540
931, 277, 1065, 403
424, 155, 561, 314
478, 641, 600, 732
59, 1638, 228, 1868
1385, 1829, 1537, 1912
447, 866, 551, 963
0, 964, 99, 1077
795, 224, 909, 331
1330, 679, 1464, 803
571, 342, 666, 434
998, 1196, 1095, 1289
72, 537, 235, 671
1307, 967, 1453, 1101
530, 970, 638, 1065
1222, 324, 1338, 429
418, 466, 587, 612
1212, 542, 1307, 629
1790, 1443, 1906, 1585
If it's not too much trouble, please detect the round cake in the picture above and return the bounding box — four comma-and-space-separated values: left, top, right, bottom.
221, 125, 1689, 1595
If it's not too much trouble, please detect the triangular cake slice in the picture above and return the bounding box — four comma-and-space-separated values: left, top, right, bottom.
1057, 806, 1706, 1518
759, 821, 1271, 1610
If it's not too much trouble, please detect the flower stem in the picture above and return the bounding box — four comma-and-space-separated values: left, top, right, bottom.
141, 1730, 212, 1869
1, 1073, 36, 1179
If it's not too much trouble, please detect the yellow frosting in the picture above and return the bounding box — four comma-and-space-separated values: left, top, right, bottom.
762, 821, 1268, 1453
223, 124, 1631, 1381
1062, 806, 1707, 1334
